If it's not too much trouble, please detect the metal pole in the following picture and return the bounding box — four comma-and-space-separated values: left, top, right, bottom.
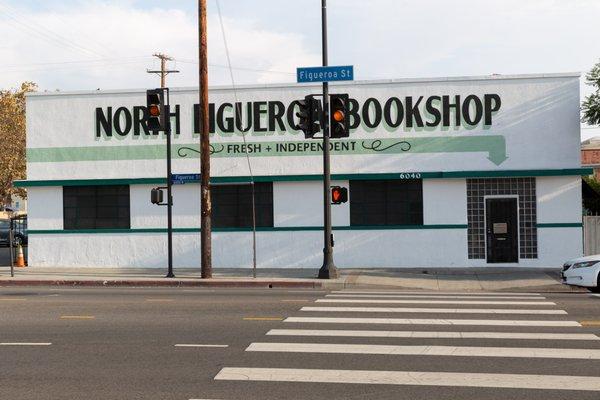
165, 90, 175, 278
251, 182, 257, 278
9, 220, 14, 278
318, 0, 338, 279
199, 0, 212, 278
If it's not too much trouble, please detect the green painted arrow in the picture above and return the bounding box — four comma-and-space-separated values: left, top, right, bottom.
27, 135, 507, 166
358, 136, 508, 166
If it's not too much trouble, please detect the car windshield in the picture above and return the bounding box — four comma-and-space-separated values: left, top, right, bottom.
0, 220, 9, 230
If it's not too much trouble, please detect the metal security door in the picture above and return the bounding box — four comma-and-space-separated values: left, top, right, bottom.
486, 198, 518, 263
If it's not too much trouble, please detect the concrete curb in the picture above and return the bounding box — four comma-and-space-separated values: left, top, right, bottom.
0, 279, 328, 289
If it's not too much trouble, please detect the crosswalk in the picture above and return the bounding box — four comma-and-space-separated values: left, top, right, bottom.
213, 290, 600, 395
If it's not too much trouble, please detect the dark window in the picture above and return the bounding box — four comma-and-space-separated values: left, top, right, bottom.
63, 185, 130, 229
212, 182, 273, 228
350, 179, 423, 226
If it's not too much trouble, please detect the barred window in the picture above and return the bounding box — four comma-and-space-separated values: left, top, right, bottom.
63, 185, 130, 229
212, 182, 273, 228
350, 179, 423, 226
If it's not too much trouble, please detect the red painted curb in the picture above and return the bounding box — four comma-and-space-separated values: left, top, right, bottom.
0, 279, 323, 289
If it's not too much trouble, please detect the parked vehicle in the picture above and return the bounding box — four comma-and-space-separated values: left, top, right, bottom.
561, 255, 600, 292
0, 217, 27, 247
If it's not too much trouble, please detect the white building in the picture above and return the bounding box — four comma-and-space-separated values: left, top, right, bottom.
18, 73, 588, 268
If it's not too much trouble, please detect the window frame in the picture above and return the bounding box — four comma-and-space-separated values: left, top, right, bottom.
211, 182, 274, 229
63, 185, 131, 230
349, 179, 423, 226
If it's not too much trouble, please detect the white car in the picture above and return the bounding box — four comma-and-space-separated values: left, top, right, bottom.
562, 255, 600, 292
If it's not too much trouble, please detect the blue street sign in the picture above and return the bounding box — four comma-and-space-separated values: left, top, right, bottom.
297, 65, 354, 83
171, 173, 200, 184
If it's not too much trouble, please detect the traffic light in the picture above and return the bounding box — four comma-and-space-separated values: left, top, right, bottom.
331, 186, 348, 204
296, 95, 320, 138
151, 188, 164, 204
146, 89, 165, 131
329, 93, 350, 138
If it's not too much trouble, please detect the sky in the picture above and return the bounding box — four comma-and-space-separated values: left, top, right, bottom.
1, 0, 600, 139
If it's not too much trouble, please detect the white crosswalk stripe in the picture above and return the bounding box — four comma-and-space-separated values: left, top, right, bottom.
215, 367, 600, 391
326, 294, 548, 300
285, 316, 579, 326
246, 342, 600, 359
213, 290, 600, 395
330, 290, 543, 296
317, 298, 556, 305
300, 306, 566, 314
266, 329, 600, 341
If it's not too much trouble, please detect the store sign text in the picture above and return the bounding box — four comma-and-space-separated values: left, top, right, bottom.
95, 94, 501, 138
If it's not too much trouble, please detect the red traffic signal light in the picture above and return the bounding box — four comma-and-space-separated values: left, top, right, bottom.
331, 186, 348, 204
146, 89, 165, 131
329, 93, 350, 139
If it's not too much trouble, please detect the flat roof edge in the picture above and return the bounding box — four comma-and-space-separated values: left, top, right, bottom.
26, 72, 582, 97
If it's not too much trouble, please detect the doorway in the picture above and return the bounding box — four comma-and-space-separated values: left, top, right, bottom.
485, 197, 519, 263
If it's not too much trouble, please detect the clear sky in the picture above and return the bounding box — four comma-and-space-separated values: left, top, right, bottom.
1, 0, 599, 139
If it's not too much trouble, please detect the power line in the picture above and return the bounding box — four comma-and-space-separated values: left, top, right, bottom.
215, 0, 258, 277
146, 53, 180, 88
175, 58, 295, 76
0, 2, 108, 58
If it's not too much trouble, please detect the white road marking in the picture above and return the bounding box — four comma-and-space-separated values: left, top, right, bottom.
331, 290, 542, 296
284, 317, 581, 327
326, 294, 547, 300
266, 329, 600, 341
317, 299, 556, 305
246, 342, 600, 360
590, 294, 600, 298
174, 344, 229, 348
214, 367, 600, 391
0, 342, 52, 346
301, 306, 566, 315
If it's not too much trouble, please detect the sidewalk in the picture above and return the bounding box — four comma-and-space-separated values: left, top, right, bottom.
0, 266, 584, 292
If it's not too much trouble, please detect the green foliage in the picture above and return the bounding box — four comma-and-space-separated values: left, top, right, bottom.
0, 82, 37, 205
584, 176, 600, 194
583, 62, 600, 126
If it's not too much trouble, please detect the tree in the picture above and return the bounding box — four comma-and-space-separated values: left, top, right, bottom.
583, 62, 600, 126
0, 82, 37, 207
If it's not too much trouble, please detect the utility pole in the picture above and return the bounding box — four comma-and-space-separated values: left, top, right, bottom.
147, 53, 180, 88
199, 0, 212, 278
318, 0, 338, 279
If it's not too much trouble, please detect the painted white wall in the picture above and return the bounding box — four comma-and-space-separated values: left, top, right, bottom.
536, 227, 583, 264
273, 180, 349, 227
423, 179, 467, 225
537, 176, 582, 223
131, 184, 200, 229
26, 187, 62, 230
28, 228, 468, 268
26, 74, 581, 181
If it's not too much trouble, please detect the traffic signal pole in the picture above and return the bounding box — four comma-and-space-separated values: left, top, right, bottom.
318, 0, 338, 279
165, 90, 175, 278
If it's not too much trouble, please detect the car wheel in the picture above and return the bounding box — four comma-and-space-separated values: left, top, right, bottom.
590, 273, 600, 293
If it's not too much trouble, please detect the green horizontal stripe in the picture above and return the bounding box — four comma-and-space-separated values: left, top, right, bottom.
28, 224, 467, 235
536, 222, 582, 228
13, 168, 592, 188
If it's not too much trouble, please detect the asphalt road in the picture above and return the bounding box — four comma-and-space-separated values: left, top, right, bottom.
2, 287, 600, 399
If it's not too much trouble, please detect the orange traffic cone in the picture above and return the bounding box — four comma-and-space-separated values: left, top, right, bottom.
15, 244, 25, 267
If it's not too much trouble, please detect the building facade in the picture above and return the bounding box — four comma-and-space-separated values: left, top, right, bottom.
18, 73, 587, 268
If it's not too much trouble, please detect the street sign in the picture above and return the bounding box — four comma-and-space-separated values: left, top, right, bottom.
297, 65, 354, 83
171, 173, 200, 184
